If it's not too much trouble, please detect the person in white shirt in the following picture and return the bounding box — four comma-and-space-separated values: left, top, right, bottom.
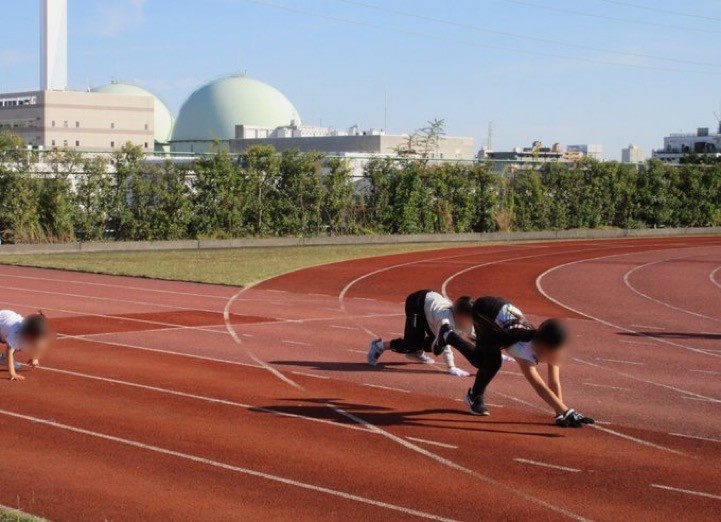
367, 290, 474, 377
435, 296, 594, 427
0, 310, 52, 381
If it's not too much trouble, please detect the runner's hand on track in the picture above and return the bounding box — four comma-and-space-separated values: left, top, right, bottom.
555, 409, 594, 428
28, 359, 40, 368
9, 374, 25, 382
448, 367, 471, 377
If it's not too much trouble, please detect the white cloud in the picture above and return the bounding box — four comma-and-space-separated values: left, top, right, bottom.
92, 0, 149, 37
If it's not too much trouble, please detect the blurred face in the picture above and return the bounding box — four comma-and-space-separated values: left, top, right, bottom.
22, 334, 52, 359
456, 314, 474, 334
534, 342, 567, 365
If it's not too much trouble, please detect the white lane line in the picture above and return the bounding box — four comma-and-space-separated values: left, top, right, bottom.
595, 358, 645, 366
574, 358, 721, 404
619, 340, 657, 346
710, 267, 721, 290
591, 425, 685, 456
630, 325, 666, 330
291, 371, 330, 380
514, 458, 581, 473
624, 257, 721, 324
583, 382, 631, 391
651, 484, 721, 501
242, 334, 255, 338
689, 369, 721, 376
682, 396, 719, 403
330, 325, 359, 331
499, 371, 524, 377
362, 383, 410, 393
60, 334, 263, 370
669, 433, 721, 443
537, 250, 721, 360
282, 340, 314, 347
347, 349, 367, 354
405, 437, 458, 450
0, 408, 456, 522
0, 270, 234, 300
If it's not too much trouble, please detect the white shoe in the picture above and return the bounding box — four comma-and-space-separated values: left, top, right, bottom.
367, 339, 384, 366
448, 367, 471, 377
405, 350, 435, 365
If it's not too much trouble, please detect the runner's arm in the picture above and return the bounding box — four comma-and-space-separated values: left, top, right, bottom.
517, 359, 567, 415
547, 364, 563, 404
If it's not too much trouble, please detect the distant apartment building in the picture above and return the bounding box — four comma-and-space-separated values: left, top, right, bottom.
567, 144, 603, 160
0, 90, 155, 152
622, 144, 645, 163
652, 126, 721, 163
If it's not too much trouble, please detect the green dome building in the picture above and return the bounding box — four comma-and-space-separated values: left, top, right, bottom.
91, 82, 175, 148
170, 75, 301, 153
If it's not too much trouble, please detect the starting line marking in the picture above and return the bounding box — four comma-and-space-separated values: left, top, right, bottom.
583, 382, 631, 391
689, 369, 721, 376
630, 325, 666, 330
330, 325, 359, 331
0, 408, 456, 522
651, 484, 721, 501
281, 340, 314, 347
405, 437, 458, 450
595, 358, 645, 366
362, 383, 410, 393
514, 458, 581, 473
669, 433, 721, 444
291, 371, 330, 380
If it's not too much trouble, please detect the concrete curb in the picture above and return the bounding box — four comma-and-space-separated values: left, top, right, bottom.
0, 227, 719, 256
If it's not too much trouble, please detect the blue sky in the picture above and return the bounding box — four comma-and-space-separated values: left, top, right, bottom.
2, 0, 721, 159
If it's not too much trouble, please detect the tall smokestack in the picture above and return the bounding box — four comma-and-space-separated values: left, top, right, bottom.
40, 0, 68, 91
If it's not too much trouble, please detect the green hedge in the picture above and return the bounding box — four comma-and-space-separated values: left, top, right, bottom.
1, 134, 719, 244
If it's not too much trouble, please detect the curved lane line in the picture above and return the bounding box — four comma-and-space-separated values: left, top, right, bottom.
623, 254, 721, 324
710, 266, 721, 290
536, 251, 721, 360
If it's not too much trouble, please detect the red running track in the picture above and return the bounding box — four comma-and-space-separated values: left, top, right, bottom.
0, 236, 720, 521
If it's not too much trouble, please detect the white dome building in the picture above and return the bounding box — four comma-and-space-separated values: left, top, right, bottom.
91, 82, 175, 147
170, 75, 301, 153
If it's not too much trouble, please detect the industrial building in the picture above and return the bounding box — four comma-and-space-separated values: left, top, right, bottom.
2, 1, 474, 160
652, 125, 721, 163
230, 122, 474, 159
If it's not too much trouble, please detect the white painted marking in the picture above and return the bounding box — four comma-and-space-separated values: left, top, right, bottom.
591, 425, 685, 455
682, 396, 719, 403
624, 258, 721, 324
347, 349, 367, 354
242, 334, 255, 338
651, 484, 721, 501
630, 325, 665, 330
0, 408, 455, 521
669, 433, 721, 444
583, 382, 631, 391
595, 358, 645, 366
454, 399, 503, 408
619, 340, 657, 346
405, 437, 458, 449
326, 403, 589, 522
710, 267, 721, 290
575, 358, 721, 404
282, 340, 314, 347
689, 369, 721, 376
330, 325, 359, 331
0, 270, 233, 300
362, 383, 410, 394
514, 458, 581, 473
291, 371, 330, 380
499, 371, 524, 377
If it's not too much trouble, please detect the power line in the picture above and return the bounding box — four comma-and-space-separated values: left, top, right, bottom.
237, 0, 721, 75
503, 0, 721, 34
338, 0, 721, 68
595, 0, 721, 23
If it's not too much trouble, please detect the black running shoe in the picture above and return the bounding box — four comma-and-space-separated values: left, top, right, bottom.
464, 388, 490, 416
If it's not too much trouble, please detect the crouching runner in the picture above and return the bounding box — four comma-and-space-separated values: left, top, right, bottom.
435, 296, 594, 427
367, 290, 474, 377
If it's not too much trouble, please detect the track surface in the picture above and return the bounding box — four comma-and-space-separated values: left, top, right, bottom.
0, 237, 720, 521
